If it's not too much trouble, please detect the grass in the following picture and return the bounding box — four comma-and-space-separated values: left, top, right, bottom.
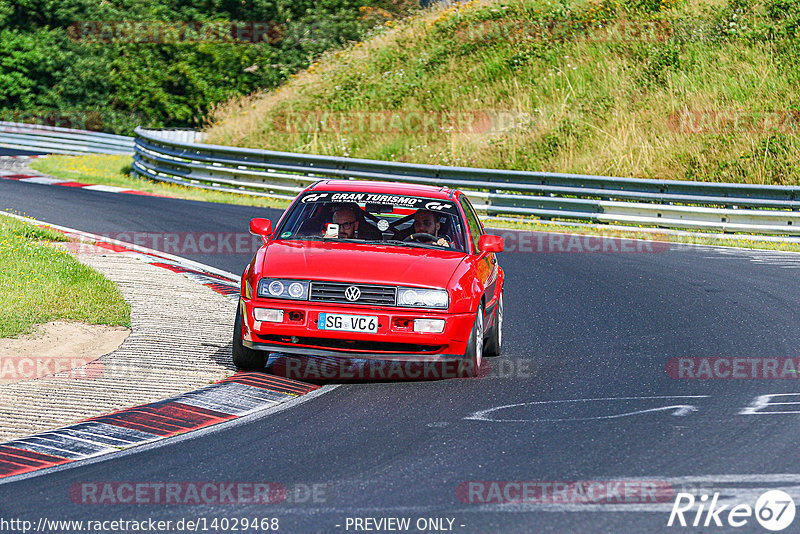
0, 214, 131, 338
29, 155, 291, 209
203, 0, 800, 186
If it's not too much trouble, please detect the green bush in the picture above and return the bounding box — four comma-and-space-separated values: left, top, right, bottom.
0, 0, 418, 134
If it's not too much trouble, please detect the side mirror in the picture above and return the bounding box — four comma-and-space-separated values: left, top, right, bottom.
478, 234, 504, 253
249, 218, 272, 241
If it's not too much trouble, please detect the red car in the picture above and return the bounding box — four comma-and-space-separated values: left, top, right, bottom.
233, 180, 504, 378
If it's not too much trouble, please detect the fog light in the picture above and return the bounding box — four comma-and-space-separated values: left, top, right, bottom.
413, 319, 445, 333
254, 308, 284, 323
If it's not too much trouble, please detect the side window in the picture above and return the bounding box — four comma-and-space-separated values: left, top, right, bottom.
459, 195, 483, 253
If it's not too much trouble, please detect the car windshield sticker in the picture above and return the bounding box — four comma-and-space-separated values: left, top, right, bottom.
280, 231, 292, 238
301, 192, 455, 211
301, 193, 329, 203
377, 219, 390, 231
328, 193, 422, 206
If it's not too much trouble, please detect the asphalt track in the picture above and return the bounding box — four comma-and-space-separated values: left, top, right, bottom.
2, 178, 800, 533
0, 148, 46, 156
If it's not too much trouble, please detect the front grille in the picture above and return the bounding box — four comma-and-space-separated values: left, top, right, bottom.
309, 282, 396, 305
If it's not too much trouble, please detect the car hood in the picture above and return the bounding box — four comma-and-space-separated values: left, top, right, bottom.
259, 240, 466, 288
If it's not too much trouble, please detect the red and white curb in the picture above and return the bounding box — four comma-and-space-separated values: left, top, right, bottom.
0, 372, 319, 479
0, 171, 173, 198
3, 212, 241, 300
0, 214, 329, 480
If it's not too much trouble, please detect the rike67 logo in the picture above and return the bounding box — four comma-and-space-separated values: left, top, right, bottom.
668, 490, 796, 531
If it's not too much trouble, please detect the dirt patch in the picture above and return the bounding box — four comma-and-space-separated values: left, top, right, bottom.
0, 321, 129, 384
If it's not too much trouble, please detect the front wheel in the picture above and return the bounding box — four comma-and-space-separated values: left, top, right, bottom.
232, 305, 268, 370
484, 292, 503, 357
458, 305, 484, 378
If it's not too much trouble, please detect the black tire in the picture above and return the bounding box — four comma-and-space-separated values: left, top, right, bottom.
232, 305, 268, 370
484, 292, 503, 357
458, 305, 484, 378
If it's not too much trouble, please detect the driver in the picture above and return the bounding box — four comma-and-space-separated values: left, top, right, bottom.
328, 206, 360, 239
411, 209, 450, 247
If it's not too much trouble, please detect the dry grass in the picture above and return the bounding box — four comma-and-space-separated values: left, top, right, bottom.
203, 0, 800, 185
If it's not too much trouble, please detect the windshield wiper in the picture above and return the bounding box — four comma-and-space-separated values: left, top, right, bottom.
380, 239, 439, 249
333, 238, 368, 244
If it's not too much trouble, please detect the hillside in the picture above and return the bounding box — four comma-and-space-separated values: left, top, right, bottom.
204, 0, 800, 185
0, 0, 417, 134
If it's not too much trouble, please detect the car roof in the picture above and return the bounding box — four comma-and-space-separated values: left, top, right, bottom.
309, 180, 456, 200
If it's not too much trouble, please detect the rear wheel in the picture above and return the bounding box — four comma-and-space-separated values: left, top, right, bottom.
458, 305, 484, 378
484, 292, 503, 357
232, 305, 268, 370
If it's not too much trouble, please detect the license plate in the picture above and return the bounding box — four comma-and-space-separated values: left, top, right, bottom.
318, 313, 378, 333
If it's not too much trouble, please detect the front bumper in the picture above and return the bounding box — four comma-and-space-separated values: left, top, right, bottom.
239, 297, 473, 361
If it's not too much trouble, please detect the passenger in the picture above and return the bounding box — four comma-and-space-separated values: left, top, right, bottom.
411, 209, 450, 247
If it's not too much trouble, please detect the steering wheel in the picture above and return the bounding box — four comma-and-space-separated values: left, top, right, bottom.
405, 233, 452, 246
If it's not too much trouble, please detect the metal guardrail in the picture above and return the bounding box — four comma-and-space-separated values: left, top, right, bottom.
0, 121, 134, 155
133, 127, 800, 235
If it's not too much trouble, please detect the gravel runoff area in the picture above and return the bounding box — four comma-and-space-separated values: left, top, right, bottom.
0, 242, 239, 441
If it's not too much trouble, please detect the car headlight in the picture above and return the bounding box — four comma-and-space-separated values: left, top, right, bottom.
397, 287, 448, 309
257, 279, 310, 300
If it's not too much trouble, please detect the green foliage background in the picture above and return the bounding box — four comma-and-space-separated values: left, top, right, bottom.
0, 0, 417, 134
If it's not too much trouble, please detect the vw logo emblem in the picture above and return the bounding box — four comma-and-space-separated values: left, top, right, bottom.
344, 286, 361, 302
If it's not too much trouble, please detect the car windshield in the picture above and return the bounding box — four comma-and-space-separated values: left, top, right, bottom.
274, 191, 468, 253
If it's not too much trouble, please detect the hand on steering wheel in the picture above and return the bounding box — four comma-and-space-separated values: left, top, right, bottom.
405, 233, 451, 247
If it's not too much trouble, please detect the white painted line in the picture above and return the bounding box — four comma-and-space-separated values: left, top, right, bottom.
175, 382, 284, 415
3, 439, 86, 459
65, 422, 157, 445
82, 184, 129, 193
31, 432, 116, 454
18, 176, 65, 185
52, 426, 151, 448
466, 396, 710, 423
